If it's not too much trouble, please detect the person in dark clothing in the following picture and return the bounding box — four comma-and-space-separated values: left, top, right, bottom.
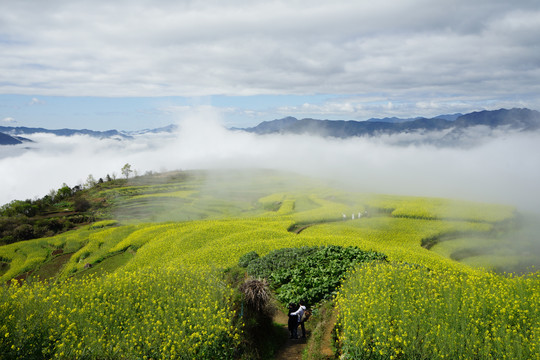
288, 303, 298, 339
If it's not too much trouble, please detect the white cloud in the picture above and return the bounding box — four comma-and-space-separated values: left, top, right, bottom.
2, 117, 16, 123
272, 96, 529, 121
29, 97, 45, 105
1, 108, 539, 215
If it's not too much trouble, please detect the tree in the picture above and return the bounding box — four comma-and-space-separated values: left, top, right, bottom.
56, 184, 72, 202
0, 200, 37, 217
121, 163, 133, 179
48, 188, 57, 200
85, 174, 97, 189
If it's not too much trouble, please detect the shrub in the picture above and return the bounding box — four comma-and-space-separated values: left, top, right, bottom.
14, 224, 34, 241
74, 197, 91, 212
244, 246, 387, 305
238, 251, 259, 268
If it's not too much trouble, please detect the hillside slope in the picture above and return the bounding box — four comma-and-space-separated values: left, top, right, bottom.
0, 169, 538, 360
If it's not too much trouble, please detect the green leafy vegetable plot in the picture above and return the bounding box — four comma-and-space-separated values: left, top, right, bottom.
242, 245, 387, 305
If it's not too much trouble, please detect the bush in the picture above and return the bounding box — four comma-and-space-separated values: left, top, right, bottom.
14, 224, 35, 241
238, 251, 259, 268
74, 197, 91, 212
246, 246, 320, 279
244, 246, 387, 305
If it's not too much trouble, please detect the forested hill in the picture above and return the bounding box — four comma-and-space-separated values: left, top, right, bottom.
0, 132, 31, 145
240, 108, 540, 138
0, 126, 131, 141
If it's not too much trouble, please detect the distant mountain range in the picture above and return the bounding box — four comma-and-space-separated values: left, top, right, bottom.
2, 108, 539, 146
0, 126, 132, 145
0, 124, 178, 145
240, 108, 540, 137
365, 113, 463, 123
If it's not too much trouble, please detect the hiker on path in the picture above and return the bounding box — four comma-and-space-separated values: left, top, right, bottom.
288, 303, 299, 339
290, 300, 307, 338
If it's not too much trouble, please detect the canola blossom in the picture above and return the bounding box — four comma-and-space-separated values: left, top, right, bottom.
0, 177, 538, 359
0, 267, 240, 359
336, 263, 540, 360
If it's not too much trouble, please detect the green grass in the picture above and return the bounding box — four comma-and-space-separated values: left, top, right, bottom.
0, 169, 538, 359
30, 252, 73, 282
72, 250, 135, 278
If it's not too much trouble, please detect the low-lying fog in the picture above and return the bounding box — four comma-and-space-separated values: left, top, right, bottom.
2, 111, 540, 216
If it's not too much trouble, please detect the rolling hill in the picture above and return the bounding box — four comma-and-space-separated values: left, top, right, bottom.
0, 170, 538, 359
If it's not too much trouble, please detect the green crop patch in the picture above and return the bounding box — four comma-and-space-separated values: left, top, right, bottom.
0, 169, 538, 359
241, 245, 387, 305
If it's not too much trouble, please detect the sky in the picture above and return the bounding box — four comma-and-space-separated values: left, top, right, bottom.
1, 0, 540, 130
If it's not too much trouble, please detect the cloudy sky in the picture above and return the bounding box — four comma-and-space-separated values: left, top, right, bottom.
0, 0, 539, 130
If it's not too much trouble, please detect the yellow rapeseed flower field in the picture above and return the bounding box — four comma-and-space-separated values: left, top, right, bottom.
0, 174, 537, 359
335, 263, 539, 360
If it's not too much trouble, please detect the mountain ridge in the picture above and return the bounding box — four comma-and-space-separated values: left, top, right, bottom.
2, 108, 539, 147
0, 126, 133, 141
240, 108, 540, 139
0, 132, 33, 146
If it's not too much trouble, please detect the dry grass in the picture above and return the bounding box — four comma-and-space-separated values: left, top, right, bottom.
240, 278, 272, 313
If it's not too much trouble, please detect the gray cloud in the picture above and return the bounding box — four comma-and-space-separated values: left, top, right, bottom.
0, 0, 539, 110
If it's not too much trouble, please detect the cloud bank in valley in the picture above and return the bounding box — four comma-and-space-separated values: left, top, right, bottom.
2, 110, 540, 215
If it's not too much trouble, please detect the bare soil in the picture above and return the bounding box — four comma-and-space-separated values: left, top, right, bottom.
289, 224, 314, 234
32, 252, 73, 282
10, 270, 33, 285
51, 248, 64, 256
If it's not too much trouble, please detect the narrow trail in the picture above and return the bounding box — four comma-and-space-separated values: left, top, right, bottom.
273, 309, 308, 360
318, 308, 337, 358
288, 223, 314, 234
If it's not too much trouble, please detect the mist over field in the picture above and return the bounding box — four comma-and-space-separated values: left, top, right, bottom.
2, 110, 540, 216
3, 2, 540, 356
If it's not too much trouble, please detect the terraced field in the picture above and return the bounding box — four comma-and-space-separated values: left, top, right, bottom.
1, 169, 538, 359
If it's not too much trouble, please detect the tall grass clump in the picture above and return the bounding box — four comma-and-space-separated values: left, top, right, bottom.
335, 263, 540, 360
238, 277, 281, 359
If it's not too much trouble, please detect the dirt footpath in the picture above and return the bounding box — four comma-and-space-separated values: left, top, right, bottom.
273, 309, 308, 360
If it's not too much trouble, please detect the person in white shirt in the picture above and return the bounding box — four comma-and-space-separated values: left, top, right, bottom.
290, 300, 307, 338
